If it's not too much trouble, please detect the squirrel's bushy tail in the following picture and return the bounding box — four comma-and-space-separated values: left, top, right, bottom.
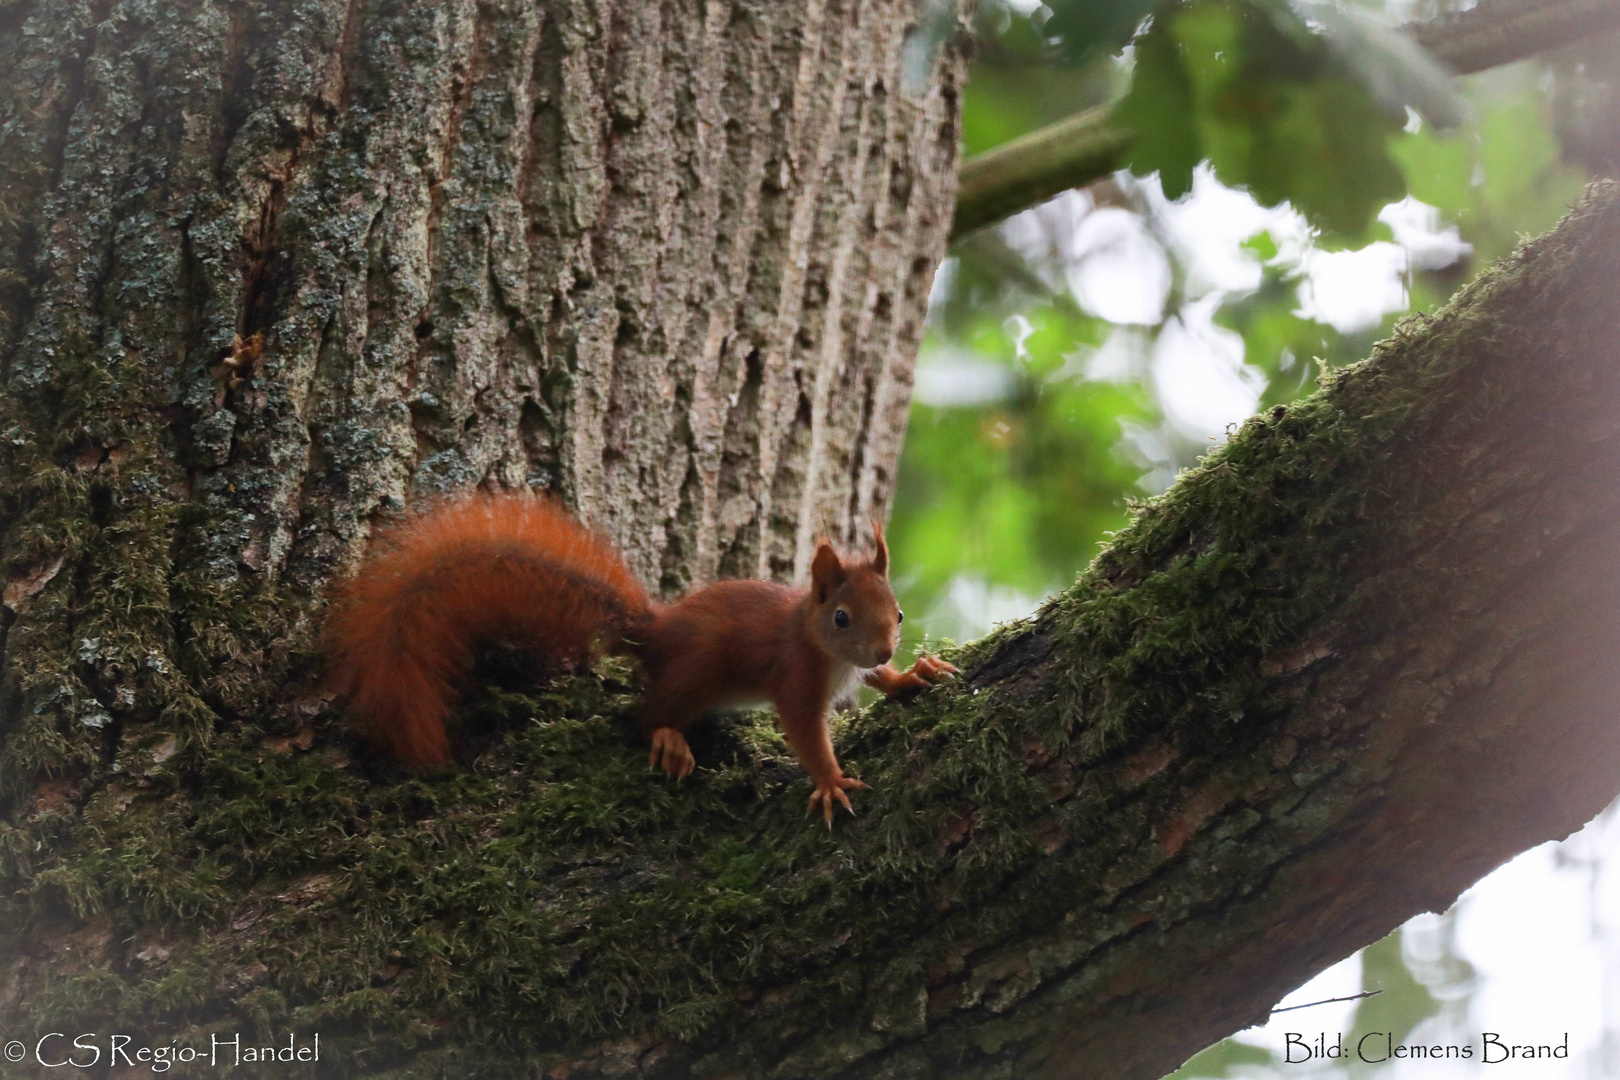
324, 493, 653, 769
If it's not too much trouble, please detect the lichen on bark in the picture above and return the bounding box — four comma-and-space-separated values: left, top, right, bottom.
0, 0, 963, 844
5, 178, 1620, 1077
6, 0, 1620, 1074
0, 0, 967, 1070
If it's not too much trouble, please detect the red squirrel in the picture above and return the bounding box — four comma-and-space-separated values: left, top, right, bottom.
324, 493, 956, 822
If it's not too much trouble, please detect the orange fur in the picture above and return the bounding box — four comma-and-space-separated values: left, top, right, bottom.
324, 494, 652, 769
325, 492, 956, 820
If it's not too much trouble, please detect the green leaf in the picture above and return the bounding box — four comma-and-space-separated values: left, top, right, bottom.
1119, 0, 1408, 238
1116, 18, 1203, 199
1215, 73, 1405, 237
1241, 230, 1279, 260
892, 307, 1157, 630
1392, 79, 1588, 266
1045, 0, 1162, 61
1301, 1, 1464, 129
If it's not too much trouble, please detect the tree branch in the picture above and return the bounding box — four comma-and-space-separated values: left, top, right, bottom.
950, 107, 1131, 239
7, 184, 1619, 1078
1408, 0, 1620, 74
951, 0, 1620, 239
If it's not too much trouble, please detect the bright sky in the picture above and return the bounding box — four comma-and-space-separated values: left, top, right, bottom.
1130, 168, 1464, 442
1212, 806, 1620, 1080
926, 166, 1468, 449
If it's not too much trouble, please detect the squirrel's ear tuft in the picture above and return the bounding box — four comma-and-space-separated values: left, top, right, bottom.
811, 540, 845, 603
870, 519, 888, 575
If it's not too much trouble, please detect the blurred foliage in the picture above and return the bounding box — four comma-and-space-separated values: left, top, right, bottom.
891, 302, 1155, 625
890, 0, 1602, 650
1395, 84, 1590, 268
1044, 0, 1160, 61
966, 0, 1459, 238
880, 4, 1613, 1067
1116, 1, 1407, 238
883, 6, 1614, 1069
959, 7, 1122, 156
1215, 238, 1371, 411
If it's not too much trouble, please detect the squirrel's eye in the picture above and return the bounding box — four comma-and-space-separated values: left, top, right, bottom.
897, 609, 904, 624
834, 609, 850, 629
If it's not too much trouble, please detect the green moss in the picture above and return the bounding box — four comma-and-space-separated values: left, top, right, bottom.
0, 29, 1611, 1060
0, 629, 1016, 1073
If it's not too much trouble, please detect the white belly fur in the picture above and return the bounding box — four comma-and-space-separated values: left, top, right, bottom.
708, 662, 864, 713
827, 661, 862, 712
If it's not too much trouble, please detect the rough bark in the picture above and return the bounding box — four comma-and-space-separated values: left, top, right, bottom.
0, 0, 967, 1067
0, 0, 963, 816
4, 153, 1620, 1076
0, 0, 966, 646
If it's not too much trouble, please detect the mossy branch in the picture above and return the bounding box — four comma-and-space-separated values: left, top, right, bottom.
6, 185, 1620, 1078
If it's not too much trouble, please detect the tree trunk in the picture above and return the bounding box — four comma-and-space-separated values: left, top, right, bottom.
0, 0, 963, 829
6, 1, 1620, 1078
0, 0, 964, 1068
0, 0, 966, 721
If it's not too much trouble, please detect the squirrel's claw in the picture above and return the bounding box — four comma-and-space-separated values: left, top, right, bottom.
648, 727, 696, 778
873, 655, 960, 699
807, 775, 869, 826
911, 655, 958, 682
886, 655, 959, 695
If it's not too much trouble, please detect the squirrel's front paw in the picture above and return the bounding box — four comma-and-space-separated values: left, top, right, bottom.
910, 655, 958, 683
807, 775, 869, 827
886, 654, 959, 695
648, 727, 696, 778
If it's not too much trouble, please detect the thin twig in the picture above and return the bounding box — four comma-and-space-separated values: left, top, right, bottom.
1270, 989, 1384, 1014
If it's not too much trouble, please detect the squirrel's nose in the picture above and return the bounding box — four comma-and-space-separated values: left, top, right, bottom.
874, 644, 894, 665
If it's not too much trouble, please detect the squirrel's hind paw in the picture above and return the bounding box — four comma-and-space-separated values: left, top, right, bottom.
648, 727, 696, 778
